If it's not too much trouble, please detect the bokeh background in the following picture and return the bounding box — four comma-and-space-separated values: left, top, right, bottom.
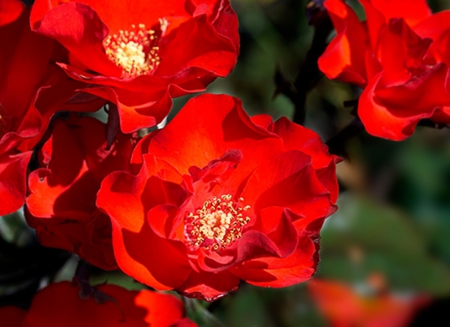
2, 0, 450, 326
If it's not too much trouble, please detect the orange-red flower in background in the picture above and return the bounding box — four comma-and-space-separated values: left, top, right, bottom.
3, 281, 196, 327
97, 94, 339, 301
26, 115, 137, 270
319, 0, 450, 140
308, 278, 430, 327
30, 0, 240, 134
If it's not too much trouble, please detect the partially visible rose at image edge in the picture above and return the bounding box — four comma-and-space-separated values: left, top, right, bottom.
319, 0, 450, 140
0, 281, 196, 327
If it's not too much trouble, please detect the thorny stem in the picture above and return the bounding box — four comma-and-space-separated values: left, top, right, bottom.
326, 117, 364, 157
291, 0, 333, 125
73, 260, 126, 321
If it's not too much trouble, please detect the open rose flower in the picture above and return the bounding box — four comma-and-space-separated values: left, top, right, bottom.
30, 0, 239, 133
0, 0, 54, 216
26, 115, 137, 270
5, 281, 196, 326
0, 0, 106, 216
97, 94, 339, 301
319, 0, 450, 140
308, 278, 430, 327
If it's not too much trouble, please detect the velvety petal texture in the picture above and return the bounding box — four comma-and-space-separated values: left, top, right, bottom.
26, 115, 137, 270
30, 0, 240, 133
98, 94, 339, 301
16, 282, 196, 327
319, 0, 450, 140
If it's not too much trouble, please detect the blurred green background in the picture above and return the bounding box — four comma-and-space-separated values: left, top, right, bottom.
3, 0, 450, 326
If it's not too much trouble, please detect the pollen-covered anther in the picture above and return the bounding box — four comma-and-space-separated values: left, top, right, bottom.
185, 194, 251, 251
103, 22, 162, 78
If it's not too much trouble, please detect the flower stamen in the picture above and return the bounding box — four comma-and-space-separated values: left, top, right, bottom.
185, 194, 251, 251
103, 22, 164, 78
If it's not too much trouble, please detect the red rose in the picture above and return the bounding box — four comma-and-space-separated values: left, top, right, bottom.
30, 0, 240, 133
97, 94, 339, 301
0, 306, 26, 327
26, 115, 137, 270
308, 278, 430, 327
12, 281, 196, 327
319, 0, 450, 140
0, 0, 54, 216
0, 0, 106, 216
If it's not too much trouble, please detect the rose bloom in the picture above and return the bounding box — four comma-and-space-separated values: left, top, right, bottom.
1, 281, 196, 327
308, 278, 430, 327
0, 0, 55, 216
319, 0, 450, 140
0, 0, 106, 216
26, 115, 137, 270
97, 94, 339, 301
29, 0, 239, 133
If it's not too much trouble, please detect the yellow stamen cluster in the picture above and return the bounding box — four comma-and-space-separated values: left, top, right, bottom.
185, 194, 251, 251
103, 23, 161, 78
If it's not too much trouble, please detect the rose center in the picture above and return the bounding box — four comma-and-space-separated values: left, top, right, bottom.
185, 194, 251, 251
103, 21, 166, 78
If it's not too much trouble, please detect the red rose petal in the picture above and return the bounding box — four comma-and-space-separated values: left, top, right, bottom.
118, 221, 191, 290
273, 117, 338, 170
0, 306, 26, 327
358, 65, 450, 140
232, 236, 317, 288
145, 94, 281, 188
33, 2, 121, 77
178, 270, 240, 301
241, 150, 334, 220
318, 0, 368, 86
0, 151, 32, 216
157, 15, 237, 78
366, 0, 431, 27
22, 282, 193, 327
0, 1, 53, 120
0, 0, 24, 26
